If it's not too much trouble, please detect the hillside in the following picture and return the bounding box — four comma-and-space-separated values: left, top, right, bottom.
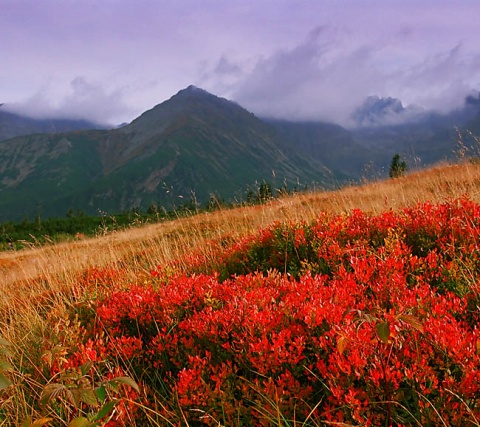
267, 118, 376, 177
2, 161, 480, 425
1, 160, 479, 293
0, 86, 337, 221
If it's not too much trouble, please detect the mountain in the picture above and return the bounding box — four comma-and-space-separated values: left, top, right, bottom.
268, 93, 480, 182
0, 86, 339, 221
3, 86, 479, 221
349, 93, 480, 172
266, 119, 375, 178
0, 108, 103, 141
351, 96, 425, 128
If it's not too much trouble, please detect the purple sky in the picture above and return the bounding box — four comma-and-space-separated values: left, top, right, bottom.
2, 0, 480, 126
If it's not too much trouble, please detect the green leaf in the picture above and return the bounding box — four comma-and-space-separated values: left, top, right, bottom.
40, 383, 66, 407
0, 346, 13, 358
0, 338, 13, 358
0, 337, 11, 347
376, 321, 390, 344
91, 400, 116, 422
68, 416, 90, 427
0, 373, 12, 389
398, 314, 424, 332
80, 361, 93, 376
20, 416, 33, 427
20, 417, 54, 427
109, 376, 140, 393
95, 384, 107, 403
105, 380, 119, 393
0, 360, 13, 371
79, 388, 98, 406
31, 418, 55, 427
69, 388, 81, 408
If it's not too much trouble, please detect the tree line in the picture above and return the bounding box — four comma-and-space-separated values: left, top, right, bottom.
1, 154, 407, 251
0, 180, 300, 251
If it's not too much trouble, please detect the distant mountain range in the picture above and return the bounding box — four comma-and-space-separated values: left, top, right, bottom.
0, 108, 103, 141
0, 86, 479, 221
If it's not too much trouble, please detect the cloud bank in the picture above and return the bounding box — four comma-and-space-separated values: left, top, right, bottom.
5, 78, 134, 125
205, 27, 480, 127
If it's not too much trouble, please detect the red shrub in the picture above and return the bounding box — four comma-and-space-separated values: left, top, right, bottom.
68, 198, 480, 425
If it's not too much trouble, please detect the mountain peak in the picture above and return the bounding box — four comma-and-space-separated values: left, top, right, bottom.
185, 84, 206, 93
351, 95, 425, 127
174, 85, 212, 99
163, 85, 245, 116
123, 83, 251, 141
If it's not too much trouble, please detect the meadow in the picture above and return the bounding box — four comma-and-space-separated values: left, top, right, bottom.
1, 161, 480, 426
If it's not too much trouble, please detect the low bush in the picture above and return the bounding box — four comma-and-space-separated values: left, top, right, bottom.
54, 197, 480, 425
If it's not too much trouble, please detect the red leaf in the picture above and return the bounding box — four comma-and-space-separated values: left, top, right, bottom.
337, 335, 350, 355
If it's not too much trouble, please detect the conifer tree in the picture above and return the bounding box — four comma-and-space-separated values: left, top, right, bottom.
389, 153, 407, 178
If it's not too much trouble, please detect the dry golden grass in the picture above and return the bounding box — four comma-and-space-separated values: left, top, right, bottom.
1, 160, 480, 308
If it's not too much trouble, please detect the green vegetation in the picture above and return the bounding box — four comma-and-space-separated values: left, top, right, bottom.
389, 153, 408, 178
1, 210, 147, 250
0, 180, 298, 251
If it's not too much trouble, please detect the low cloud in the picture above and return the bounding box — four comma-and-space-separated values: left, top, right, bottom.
222, 27, 480, 127
5, 77, 134, 125
387, 43, 480, 114
4, 24, 480, 128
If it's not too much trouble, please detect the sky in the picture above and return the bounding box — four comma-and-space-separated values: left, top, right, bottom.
2, 0, 480, 127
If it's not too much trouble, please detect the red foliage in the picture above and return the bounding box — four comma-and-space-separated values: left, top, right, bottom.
68, 198, 480, 425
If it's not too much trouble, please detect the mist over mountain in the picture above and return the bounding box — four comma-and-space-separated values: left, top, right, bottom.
350, 92, 480, 174
350, 91, 480, 129
350, 96, 425, 128
0, 107, 104, 142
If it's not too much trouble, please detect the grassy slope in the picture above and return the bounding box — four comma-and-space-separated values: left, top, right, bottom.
1, 160, 480, 423
1, 161, 479, 305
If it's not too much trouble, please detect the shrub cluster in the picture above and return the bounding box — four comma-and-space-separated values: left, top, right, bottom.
54, 198, 480, 424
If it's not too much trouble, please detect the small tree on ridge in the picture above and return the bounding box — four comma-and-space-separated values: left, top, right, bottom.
389, 153, 407, 178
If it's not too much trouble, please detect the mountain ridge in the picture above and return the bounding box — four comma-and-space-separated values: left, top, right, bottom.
0, 107, 104, 142
0, 87, 335, 220
0, 86, 479, 221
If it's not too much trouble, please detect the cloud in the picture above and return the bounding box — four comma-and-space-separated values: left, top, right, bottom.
5, 78, 134, 125
3, 1, 480, 126
224, 27, 384, 125
387, 43, 480, 114
221, 26, 480, 127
